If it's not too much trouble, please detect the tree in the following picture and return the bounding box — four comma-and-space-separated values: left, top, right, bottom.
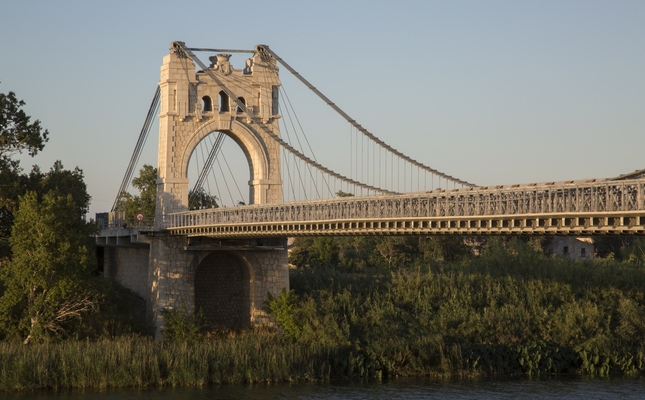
337, 236, 380, 271
0, 83, 49, 160
336, 190, 354, 197
0, 191, 98, 344
0, 84, 49, 261
27, 161, 91, 217
288, 237, 340, 268
116, 164, 222, 217
188, 186, 219, 210
310, 237, 340, 267
116, 164, 157, 220
1, 161, 90, 262
0, 165, 23, 259
419, 236, 473, 262
621, 238, 645, 266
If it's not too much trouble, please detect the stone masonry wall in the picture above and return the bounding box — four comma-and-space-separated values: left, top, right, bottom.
148, 234, 197, 338
243, 249, 290, 326
103, 247, 150, 299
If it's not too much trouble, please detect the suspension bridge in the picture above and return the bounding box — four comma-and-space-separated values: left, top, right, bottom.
95, 42, 645, 336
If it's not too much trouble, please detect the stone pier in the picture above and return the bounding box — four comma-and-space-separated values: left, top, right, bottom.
100, 232, 289, 338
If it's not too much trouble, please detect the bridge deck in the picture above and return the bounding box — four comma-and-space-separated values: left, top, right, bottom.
164, 179, 645, 238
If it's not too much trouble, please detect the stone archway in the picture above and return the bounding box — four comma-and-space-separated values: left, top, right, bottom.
194, 251, 251, 328
180, 119, 277, 206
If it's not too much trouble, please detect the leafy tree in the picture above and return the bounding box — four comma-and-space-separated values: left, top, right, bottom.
621, 237, 645, 266
310, 237, 340, 267
0, 165, 22, 259
288, 237, 315, 267
189, 186, 219, 210
0, 191, 98, 344
419, 236, 473, 262
338, 236, 380, 271
0, 84, 49, 261
375, 237, 413, 268
289, 237, 340, 268
336, 190, 354, 197
0, 83, 49, 160
116, 164, 157, 220
26, 161, 91, 217
266, 289, 301, 340
161, 300, 206, 343
594, 236, 633, 260
0, 84, 147, 343
1, 162, 90, 262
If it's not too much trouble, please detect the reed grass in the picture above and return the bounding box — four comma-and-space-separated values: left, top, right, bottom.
0, 333, 337, 390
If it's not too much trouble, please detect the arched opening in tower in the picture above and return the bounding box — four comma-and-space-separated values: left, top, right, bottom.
236, 97, 246, 113
202, 96, 213, 112
219, 91, 229, 112
186, 131, 250, 208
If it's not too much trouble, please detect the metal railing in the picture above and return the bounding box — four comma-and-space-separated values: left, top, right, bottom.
164, 179, 645, 230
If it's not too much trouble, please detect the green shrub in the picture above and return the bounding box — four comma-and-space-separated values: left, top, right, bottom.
266, 289, 301, 340
161, 300, 205, 343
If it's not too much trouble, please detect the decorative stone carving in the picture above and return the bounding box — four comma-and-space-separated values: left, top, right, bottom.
215, 53, 232, 75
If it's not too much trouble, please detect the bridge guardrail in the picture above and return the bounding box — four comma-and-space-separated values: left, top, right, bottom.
163, 179, 645, 229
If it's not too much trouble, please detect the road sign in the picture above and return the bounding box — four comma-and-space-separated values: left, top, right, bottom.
136, 213, 145, 222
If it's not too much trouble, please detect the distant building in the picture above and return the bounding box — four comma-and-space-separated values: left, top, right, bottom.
548, 237, 594, 260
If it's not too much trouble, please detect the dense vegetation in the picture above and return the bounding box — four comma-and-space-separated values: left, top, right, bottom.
274, 237, 645, 379
0, 83, 148, 344
1, 237, 644, 390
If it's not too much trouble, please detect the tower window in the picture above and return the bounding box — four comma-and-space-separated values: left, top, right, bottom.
237, 97, 246, 113
219, 91, 229, 112
272, 86, 279, 114
202, 96, 212, 112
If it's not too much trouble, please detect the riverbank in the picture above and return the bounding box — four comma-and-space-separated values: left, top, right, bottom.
1, 238, 644, 390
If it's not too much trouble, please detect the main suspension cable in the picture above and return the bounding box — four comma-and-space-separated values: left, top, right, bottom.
260, 45, 476, 188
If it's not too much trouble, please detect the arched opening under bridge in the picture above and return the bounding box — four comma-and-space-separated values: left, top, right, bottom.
194, 251, 251, 328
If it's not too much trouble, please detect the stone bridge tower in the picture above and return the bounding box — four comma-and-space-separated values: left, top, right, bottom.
156, 43, 283, 222
139, 44, 288, 338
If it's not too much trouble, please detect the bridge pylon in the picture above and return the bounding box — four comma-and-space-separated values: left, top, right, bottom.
136, 44, 288, 338
156, 43, 283, 223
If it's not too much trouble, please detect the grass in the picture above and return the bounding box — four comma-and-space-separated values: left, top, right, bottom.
0, 333, 335, 390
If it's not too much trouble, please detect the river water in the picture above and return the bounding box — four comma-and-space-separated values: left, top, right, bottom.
3, 377, 645, 399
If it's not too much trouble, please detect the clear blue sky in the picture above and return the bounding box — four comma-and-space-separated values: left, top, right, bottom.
1, 0, 644, 217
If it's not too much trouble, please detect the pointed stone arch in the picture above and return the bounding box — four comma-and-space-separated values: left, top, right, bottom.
179, 119, 272, 205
